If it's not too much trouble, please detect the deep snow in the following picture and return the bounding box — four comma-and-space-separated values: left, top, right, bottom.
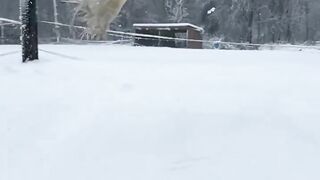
1, 45, 320, 180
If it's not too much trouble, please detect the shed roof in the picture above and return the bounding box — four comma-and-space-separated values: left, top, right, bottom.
133, 23, 204, 32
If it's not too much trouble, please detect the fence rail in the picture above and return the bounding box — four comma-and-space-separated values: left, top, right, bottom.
1, 17, 320, 51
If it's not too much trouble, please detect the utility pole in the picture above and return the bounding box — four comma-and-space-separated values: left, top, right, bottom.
20, 0, 39, 62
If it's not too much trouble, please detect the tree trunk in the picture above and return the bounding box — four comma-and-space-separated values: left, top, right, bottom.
21, 0, 39, 62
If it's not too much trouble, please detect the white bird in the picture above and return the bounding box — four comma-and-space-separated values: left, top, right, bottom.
73, 0, 127, 40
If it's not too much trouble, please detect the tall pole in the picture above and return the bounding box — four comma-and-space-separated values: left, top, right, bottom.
21, 0, 39, 62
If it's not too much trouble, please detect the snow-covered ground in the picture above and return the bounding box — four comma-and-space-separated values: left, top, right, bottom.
1, 45, 320, 180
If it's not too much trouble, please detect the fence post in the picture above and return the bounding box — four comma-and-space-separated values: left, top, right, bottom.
53, 0, 61, 43
21, 0, 39, 62
0, 21, 4, 44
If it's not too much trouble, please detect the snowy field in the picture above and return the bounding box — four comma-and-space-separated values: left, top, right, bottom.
1, 45, 320, 180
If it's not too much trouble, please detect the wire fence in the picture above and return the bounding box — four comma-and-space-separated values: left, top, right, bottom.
1, 17, 320, 51
0, 51, 20, 57
39, 20, 320, 50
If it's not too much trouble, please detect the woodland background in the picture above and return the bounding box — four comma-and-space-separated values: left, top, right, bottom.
1, 0, 320, 44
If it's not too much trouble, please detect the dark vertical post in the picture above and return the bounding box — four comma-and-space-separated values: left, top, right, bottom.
21, 0, 39, 63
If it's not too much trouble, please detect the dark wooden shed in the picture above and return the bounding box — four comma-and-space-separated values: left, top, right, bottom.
133, 23, 203, 49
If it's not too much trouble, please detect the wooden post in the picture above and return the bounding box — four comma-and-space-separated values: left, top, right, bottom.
21, 0, 39, 62
0, 21, 4, 44
53, 0, 61, 43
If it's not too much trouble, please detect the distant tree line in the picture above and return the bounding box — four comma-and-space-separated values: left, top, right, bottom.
200, 0, 320, 44
1, 0, 320, 44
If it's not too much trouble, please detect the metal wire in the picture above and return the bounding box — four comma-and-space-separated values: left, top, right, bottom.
38, 20, 320, 50
0, 51, 20, 57
1, 17, 320, 50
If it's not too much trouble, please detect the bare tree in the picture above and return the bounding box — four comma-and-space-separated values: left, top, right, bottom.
164, 0, 189, 23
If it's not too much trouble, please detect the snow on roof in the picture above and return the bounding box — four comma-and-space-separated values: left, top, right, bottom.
133, 23, 204, 32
